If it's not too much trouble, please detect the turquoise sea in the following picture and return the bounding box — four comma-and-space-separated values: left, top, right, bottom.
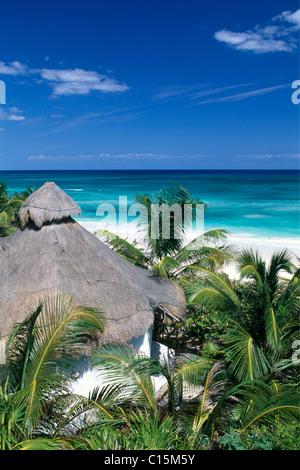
1, 170, 299, 253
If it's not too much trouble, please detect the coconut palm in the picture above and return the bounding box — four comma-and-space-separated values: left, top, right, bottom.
96, 183, 236, 278
133, 182, 208, 259
0, 183, 34, 236
91, 343, 214, 416
98, 228, 235, 278
96, 184, 237, 352
89, 343, 220, 448
184, 248, 300, 382
0, 291, 105, 449
87, 343, 299, 449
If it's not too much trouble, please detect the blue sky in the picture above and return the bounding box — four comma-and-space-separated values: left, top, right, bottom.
0, 0, 299, 170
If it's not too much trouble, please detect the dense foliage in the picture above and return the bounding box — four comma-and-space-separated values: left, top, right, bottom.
0, 183, 299, 450
0, 183, 34, 236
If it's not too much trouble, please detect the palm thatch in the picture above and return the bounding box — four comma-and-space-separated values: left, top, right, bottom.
0, 182, 186, 345
19, 181, 81, 228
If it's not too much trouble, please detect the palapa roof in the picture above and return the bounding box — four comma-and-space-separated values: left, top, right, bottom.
0, 182, 186, 343
19, 181, 82, 228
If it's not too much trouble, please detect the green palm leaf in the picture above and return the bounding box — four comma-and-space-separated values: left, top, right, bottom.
173, 354, 215, 386
235, 381, 300, 431
182, 229, 230, 251
178, 362, 227, 435
152, 256, 180, 277
264, 304, 281, 350
184, 268, 239, 313
0, 211, 8, 225
92, 344, 156, 411
224, 322, 270, 381
13, 438, 74, 450
95, 229, 149, 268
6, 291, 104, 429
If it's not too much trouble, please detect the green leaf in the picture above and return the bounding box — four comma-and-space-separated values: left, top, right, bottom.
13, 438, 73, 450
152, 256, 180, 277
224, 322, 270, 381
92, 344, 156, 411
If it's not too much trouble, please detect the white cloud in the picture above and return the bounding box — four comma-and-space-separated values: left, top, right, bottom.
0, 61, 129, 97
27, 153, 159, 161
215, 29, 294, 53
214, 9, 299, 53
0, 61, 28, 75
27, 154, 95, 161
27, 152, 212, 162
277, 9, 300, 28
39, 68, 129, 96
237, 152, 300, 160
0, 107, 25, 121
7, 114, 26, 121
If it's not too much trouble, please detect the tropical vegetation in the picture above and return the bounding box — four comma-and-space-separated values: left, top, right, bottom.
0, 183, 34, 236
0, 182, 299, 450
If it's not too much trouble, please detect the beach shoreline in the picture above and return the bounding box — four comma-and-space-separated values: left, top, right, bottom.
78, 218, 300, 280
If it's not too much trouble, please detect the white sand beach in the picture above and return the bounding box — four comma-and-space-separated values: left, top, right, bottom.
79, 218, 300, 280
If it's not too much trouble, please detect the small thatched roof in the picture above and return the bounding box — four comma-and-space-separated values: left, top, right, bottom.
19, 181, 81, 228
0, 182, 186, 344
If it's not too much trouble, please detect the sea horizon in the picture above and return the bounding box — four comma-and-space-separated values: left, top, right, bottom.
0, 168, 298, 172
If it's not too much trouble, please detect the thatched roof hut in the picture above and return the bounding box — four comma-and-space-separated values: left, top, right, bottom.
0, 182, 186, 346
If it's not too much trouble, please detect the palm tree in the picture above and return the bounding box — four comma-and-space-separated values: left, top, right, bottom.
133, 182, 207, 259
96, 183, 236, 278
184, 248, 300, 382
0, 183, 34, 236
96, 183, 237, 352
86, 343, 299, 449
0, 291, 105, 449
99, 227, 236, 278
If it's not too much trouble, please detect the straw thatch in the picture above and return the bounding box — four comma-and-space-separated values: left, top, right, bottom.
0, 182, 186, 344
19, 181, 81, 228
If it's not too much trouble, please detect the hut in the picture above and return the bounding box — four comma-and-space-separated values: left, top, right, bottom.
0, 182, 186, 363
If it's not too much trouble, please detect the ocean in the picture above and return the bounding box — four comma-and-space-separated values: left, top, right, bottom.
1, 169, 299, 257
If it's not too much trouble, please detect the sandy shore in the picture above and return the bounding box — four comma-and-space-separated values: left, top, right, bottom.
79, 219, 300, 280
224, 233, 300, 279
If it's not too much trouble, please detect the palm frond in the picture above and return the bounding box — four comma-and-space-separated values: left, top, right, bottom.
5, 303, 43, 391
12, 438, 74, 450
235, 381, 300, 431
183, 229, 230, 251
238, 249, 265, 286
91, 344, 156, 411
177, 244, 236, 269
0, 211, 8, 225
128, 411, 178, 450
6, 291, 104, 428
178, 363, 228, 435
152, 256, 180, 277
95, 229, 149, 268
264, 304, 281, 350
173, 354, 215, 389
276, 267, 300, 314
224, 322, 270, 381
267, 249, 294, 293
184, 268, 239, 312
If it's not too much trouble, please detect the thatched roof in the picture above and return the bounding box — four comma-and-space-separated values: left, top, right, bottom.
0, 182, 186, 344
19, 181, 81, 228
